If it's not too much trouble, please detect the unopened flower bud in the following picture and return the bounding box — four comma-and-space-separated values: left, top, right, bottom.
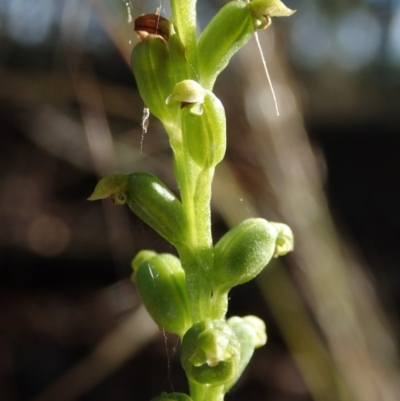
132, 251, 191, 337
213, 218, 278, 293
197, 1, 254, 90
131, 34, 177, 123
88, 173, 186, 247
197, 0, 295, 88
126, 172, 186, 247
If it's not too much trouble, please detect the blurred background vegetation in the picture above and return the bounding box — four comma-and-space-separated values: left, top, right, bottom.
1, 0, 400, 400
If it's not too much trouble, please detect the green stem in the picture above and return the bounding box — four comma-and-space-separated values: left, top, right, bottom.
189, 380, 225, 401
179, 245, 212, 323
178, 165, 214, 321
211, 290, 229, 320
168, 130, 214, 323
206, 386, 225, 401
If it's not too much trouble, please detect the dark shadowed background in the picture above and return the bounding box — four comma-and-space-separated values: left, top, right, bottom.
1, 0, 400, 400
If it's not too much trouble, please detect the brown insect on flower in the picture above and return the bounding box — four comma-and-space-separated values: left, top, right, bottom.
134, 11, 170, 43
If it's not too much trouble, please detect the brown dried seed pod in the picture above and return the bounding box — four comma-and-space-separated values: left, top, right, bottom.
134, 13, 170, 42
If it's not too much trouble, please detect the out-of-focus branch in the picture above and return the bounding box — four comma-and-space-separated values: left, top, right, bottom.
31, 305, 158, 401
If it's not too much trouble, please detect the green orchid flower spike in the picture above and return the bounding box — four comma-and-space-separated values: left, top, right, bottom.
89, 0, 295, 400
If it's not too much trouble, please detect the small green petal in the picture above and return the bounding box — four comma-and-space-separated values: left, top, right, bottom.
87, 174, 129, 201
250, 0, 296, 18
270, 222, 294, 257
166, 80, 206, 105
